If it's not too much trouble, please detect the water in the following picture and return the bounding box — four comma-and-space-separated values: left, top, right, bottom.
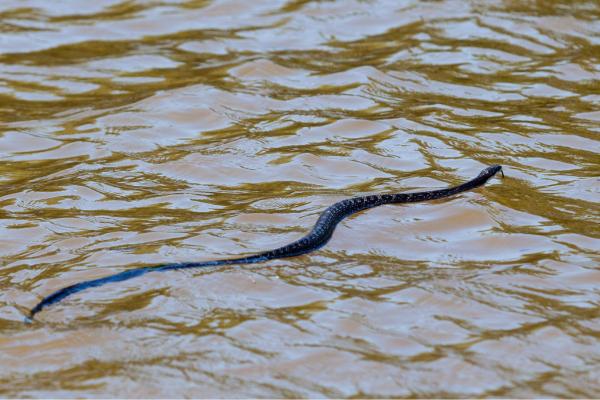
1, 0, 599, 397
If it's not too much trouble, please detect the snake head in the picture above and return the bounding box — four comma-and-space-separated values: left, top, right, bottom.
478, 165, 503, 180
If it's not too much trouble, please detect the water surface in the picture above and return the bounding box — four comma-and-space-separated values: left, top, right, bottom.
0, 0, 599, 397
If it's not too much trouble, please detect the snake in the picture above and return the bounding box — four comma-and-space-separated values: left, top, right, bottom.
28, 165, 503, 320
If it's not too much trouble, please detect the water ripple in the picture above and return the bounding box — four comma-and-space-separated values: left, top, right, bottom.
1, 0, 599, 397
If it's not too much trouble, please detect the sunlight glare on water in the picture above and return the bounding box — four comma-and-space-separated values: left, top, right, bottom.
0, 0, 599, 397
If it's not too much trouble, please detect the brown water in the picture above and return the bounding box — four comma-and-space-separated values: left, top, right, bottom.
0, 0, 599, 397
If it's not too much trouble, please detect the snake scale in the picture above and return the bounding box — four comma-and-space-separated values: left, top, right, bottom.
28, 165, 503, 320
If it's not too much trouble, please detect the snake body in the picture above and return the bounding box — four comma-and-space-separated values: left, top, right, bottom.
29, 165, 502, 319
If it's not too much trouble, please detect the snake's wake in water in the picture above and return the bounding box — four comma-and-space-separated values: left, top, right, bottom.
28, 165, 503, 320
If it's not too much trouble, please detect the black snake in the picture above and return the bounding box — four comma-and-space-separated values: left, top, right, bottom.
28, 165, 503, 320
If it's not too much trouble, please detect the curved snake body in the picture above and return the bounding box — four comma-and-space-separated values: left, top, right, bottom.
29, 165, 503, 319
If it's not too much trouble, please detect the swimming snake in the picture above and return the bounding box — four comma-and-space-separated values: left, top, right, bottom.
28, 165, 503, 320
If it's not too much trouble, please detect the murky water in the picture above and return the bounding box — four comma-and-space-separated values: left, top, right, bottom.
0, 0, 599, 397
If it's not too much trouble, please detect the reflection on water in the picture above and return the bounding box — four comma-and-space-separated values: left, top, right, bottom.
0, 0, 599, 397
